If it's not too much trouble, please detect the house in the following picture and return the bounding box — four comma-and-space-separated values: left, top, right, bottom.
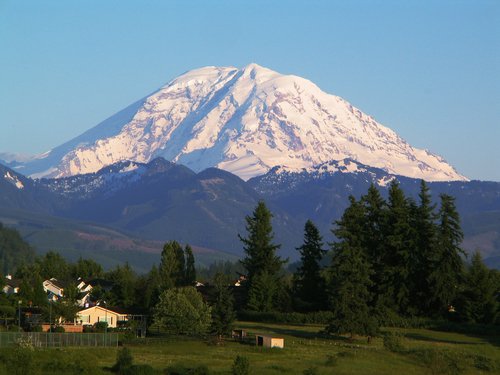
43, 277, 94, 307
76, 305, 129, 328
255, 334, 284, 349
43, 278, 66, 300
233, 273, 247, 287
3, 275, 20, 295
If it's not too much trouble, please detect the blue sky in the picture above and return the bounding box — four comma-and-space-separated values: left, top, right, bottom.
0, 0, 498, 180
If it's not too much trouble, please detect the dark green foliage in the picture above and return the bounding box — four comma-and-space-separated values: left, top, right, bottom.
108, 263, 137, 308
211, 272, 236, 340
455, 252, 498, 323
237, 310, 334, 324
154, 287, 211, 335
383, 332, 405, 353
185, 245, 196, 286
381, 181, 414, 315
413, 180, 438, 314
239, 201, 285, 310
72, 257, 103, 280
160, 241, 182, 291
53, 282, 80, 322
246, 270, 278, 312
113, 347, 133, 374
175, 244, 186, 287
136, 265, 161, 313
326, 196, 378, 338
0, 223, 34, 274
160, 241, 197, 290
360, 184, 387, 308
231, 355, 249, 375
36, 251, 70, 281
293, 220, 327, 311
427, 194, 465, 315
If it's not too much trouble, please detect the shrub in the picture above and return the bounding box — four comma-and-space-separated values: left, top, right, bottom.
383, 332, 405, 353
113, 347, 134, 373
232, 355, 250, 375
52, 325, 65, 333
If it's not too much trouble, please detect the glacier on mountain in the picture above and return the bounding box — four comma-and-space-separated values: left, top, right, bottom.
16, 63, 467, 182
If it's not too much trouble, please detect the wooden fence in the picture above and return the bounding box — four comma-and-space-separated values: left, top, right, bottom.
0, 332, 120, 347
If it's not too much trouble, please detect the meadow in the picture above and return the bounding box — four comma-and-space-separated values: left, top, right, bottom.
0, 321, 498, 374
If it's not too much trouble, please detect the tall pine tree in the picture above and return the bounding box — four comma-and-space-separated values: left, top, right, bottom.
293, 220, 327, 311
428, 194, 465, 315
326, 196, 377, 338
382, 181, 414, 315
413, 180, 438, 314
239, 201, 285, 310
185, 245, 196, 286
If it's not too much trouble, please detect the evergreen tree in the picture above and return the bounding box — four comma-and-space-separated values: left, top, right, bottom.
185, 245, 196, 286
360, 184, 387, 310
246, 271, 278, 312
175, 243, 186, 287
413, 180, 438, 314
0, 223, 34, 274
456, 252, 498, 323
239, 201, 285, 310
140, 265, 161, 312
293, 220, 327, 311
107, 263, 137, 308
382, 181, 414, 315
159, 241, 181, 290
211, 272, 236, 342
36, 251, 70, 281
428, 194, 465, 315
326, 196, 377, 338
72, 257, 103, 280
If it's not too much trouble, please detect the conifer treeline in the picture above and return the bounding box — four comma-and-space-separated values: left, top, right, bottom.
238, 181, 499, 334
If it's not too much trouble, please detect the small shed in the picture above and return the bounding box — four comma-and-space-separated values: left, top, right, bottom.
255, 334, 284, 349
232, 329, 247, 340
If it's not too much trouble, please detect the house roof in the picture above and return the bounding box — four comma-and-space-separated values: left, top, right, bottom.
45, 278, 67, 290
78, 305, 130, 315
4, 277, 20, 288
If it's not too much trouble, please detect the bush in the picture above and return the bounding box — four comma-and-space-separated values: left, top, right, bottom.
113, 347, 134, 373
383, 332, 405, 353
52, 325, 65, 333
232, 355, 249, 375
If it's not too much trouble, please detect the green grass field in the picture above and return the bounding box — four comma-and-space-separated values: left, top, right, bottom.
0, 322, 498, 374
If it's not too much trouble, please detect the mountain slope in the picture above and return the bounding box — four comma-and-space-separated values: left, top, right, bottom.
16, 64, 466, 182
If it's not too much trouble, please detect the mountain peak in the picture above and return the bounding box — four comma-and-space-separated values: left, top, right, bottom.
15, 64, 467, 182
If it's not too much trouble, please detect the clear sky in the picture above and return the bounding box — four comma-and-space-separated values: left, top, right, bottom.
0, 0, 498, 180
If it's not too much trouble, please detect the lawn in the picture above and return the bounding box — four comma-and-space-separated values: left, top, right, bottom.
0, 322, 498, 374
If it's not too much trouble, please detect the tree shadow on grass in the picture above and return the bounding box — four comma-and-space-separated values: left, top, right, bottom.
404, 332, 482, 346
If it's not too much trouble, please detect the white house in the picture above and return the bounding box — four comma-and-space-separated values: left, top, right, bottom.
43, 278, 65, 300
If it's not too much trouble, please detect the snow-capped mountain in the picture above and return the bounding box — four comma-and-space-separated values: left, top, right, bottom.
16, 63, 466, 182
